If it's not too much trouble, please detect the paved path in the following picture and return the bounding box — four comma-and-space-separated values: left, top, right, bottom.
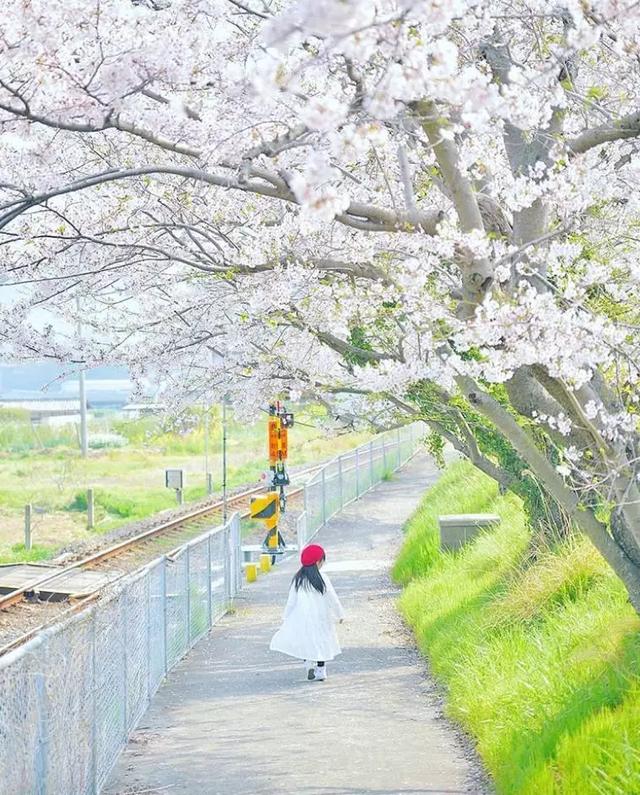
105, 454, 488, 795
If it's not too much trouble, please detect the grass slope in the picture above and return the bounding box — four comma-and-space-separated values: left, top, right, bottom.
394, 459, 640, 795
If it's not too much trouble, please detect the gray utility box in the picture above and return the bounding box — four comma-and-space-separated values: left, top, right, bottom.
438, 513, 501, 551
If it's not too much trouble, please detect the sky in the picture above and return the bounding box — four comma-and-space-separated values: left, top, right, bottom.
0, 362, 133, 403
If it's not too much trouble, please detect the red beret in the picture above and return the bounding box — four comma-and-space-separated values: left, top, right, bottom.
301, 544, 325, 567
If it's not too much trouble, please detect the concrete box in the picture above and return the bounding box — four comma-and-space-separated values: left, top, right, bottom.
438, 513, 501, 552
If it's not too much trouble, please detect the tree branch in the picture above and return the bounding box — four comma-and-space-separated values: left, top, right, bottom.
0, 96, 201, 158
0, 164, 444, 235
567, 110, 640, 155
313, 329, 397, 363
397, 145, 417, 214
415, 99, 494, 307
457, 373, 640, 609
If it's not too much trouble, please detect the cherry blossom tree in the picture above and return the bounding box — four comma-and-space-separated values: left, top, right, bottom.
3, 0, 640, 606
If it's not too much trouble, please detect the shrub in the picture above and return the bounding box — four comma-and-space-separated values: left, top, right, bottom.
88, 433, 127, 449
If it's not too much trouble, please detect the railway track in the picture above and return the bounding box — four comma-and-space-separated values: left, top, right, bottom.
0, 468, 313, 655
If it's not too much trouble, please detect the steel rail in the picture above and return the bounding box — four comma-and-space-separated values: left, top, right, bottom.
0, 486, 307, 658
0, 468, 316, 611
0, 441, 394, 657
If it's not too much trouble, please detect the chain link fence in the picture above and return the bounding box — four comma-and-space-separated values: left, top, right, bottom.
297, 422, 425, 549
0, 422, 424, 794
0, 513, 242, 795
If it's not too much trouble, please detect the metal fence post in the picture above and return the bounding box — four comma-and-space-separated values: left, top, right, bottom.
34, 670, 48, 792
233, 514, 241, 595
338, 456, 343, 508
355, 447, 360, 497
162, 561, 168, 674
24, 503, 32, 550
185, 546, 191, 647
236, 519, 240, 596
145, 575, 152, 704
369, 441, 374, 488
321, 469, 327, 525
90, 614, 98, 794
297, 511, 306, 550
226, 524, 232, 601
122, 595, 129, 738
397, 427, 401, 468
382, 436, 386, 475
207, 534, 213, 628
230, 521, 235, 597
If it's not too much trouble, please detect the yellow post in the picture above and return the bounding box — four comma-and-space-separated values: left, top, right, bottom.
246, 563, 258, 583
260, 553, 272, 573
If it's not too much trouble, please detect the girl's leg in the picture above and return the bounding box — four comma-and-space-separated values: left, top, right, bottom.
304, 660, 316, 680
315, 661, 327, 681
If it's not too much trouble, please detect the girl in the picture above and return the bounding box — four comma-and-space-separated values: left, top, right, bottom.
270, 543, 345, 681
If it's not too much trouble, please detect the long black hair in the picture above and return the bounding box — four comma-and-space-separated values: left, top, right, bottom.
293, 557, 326, 594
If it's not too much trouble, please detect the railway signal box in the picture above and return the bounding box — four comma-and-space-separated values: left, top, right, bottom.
165, 469, 184, 490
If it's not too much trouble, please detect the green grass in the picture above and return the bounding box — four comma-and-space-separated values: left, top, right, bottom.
392, 460, 500, 585
395, 460, 640, 794
1, 543, 54, 564
0, 406, 371, 561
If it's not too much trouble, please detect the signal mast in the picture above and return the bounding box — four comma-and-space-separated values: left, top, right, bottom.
249, 401, 294, 558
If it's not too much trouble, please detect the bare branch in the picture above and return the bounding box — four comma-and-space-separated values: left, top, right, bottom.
0, 164, 444, 236
141, 88, 202, 121
227, 0, 270, 19
0, 94, 201, 158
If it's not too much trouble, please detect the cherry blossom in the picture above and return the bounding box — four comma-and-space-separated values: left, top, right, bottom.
2, 0, 640, 606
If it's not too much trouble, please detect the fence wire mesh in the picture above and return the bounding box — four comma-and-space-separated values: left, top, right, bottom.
1, 423, 424, 795
297, 422, 425, 550
0, 513, 242, 795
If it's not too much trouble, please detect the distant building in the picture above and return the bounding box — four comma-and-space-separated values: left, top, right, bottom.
0, 362, 133, 408
0, 398, 86, 426
120, 402, 164, 419
60, 378, 132, 409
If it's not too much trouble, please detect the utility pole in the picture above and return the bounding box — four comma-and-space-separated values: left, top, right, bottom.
204, 405, 213, 495
76, 297, 88, 457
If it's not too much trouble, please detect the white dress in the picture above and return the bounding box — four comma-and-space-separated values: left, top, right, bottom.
270, 573, 345, 662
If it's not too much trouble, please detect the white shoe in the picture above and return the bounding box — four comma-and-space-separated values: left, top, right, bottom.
315, 666, 327, 681
304, 661, 315, 681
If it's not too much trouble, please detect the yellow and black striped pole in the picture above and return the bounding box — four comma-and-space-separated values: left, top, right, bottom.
250, 491, 284, 554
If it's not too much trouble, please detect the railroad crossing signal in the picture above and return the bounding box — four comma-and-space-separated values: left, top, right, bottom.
268, 408, 292, 490
251, 402, 295, 558
267, 402, 294, 504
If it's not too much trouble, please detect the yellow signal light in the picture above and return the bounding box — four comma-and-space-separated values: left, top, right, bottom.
268, 416, 288, 466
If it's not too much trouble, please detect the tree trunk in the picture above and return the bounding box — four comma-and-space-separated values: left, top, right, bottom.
456, 375, 640, 611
